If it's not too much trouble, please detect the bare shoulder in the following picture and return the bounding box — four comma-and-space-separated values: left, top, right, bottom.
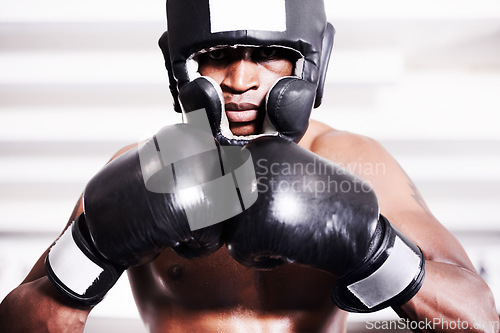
302, 120, 475, 270
301, 119, 386, 164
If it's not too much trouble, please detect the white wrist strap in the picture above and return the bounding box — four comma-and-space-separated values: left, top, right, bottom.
347, 235, 422, 309
47, 223, 104, 296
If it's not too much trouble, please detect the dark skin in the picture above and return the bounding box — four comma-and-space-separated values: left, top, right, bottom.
0, 46, 498, 332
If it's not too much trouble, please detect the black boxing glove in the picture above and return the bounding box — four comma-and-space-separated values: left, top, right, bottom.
45, 120, 256, 305
225, 137, 425, 313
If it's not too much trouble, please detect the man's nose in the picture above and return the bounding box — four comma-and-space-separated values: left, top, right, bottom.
221, 60, 260, 94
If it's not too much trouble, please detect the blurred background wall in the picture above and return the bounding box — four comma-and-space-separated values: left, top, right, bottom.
1, 0, 499, 331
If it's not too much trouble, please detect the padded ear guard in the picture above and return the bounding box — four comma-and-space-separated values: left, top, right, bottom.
159, 32, 182, 113
265, 23, 335, 142
314, 23, 335, 108
266, 77, 317, 142
178, 77, 227, 143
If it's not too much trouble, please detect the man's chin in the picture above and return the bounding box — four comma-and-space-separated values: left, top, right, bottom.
229, 122, 261, 137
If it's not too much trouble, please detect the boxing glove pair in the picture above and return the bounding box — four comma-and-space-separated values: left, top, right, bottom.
46, 128, 424, 313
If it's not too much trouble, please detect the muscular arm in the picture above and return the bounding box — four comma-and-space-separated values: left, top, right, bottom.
309, 128, 499, 332
0, 144, 137, 333
0, 198, 90, 333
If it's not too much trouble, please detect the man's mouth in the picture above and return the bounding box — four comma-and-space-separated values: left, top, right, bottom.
225, 103, 260, 123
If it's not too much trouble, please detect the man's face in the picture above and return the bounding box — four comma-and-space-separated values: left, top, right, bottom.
198, 47, 295, 136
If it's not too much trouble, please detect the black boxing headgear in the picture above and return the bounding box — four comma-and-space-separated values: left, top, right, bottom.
160, 0, 334, 145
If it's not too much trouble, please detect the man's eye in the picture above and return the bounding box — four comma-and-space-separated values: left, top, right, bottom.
257, 48, 278, 59
207, 50, 226, 60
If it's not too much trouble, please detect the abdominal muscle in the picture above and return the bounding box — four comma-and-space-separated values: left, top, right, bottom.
127, 247, 348, 333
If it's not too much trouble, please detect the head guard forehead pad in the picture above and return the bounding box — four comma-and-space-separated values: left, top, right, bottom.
160, 0, 334, 145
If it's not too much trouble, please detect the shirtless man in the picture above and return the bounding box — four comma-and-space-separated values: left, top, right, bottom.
1, 0, 498, 332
